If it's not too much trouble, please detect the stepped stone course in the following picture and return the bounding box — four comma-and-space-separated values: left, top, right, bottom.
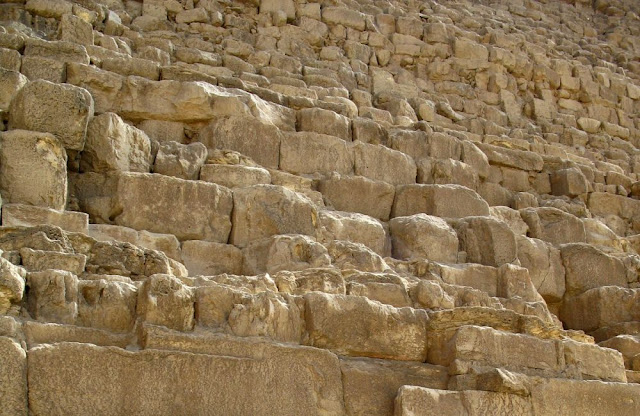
2, 0, 640, 413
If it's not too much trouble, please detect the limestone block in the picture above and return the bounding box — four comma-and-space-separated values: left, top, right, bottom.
353, 142, 416, 185
25, 0, 72, 18
454, 217, 517, 267
417, 158, 478, 190
101, 57, 160, 80
260, 0, 295, 20
77, 279, 137, 333
113, 173, 233, 242
476, 142, 544, 172
27, 339, 346, 415
490, 206, 528, 236
305, 292, 428, 361
59, 14, 94, 46
23, 38, 89, 65
389, 214, 458, 263
516, 236, 565, 302
26, 270, 78, 325
599, 335, 640, 368
0, 337, 27, 416
200, 164, 271, 188
562, 338, 626, 382
0, 68, 27, 112
153, 141, 207, 180
137, 274, 194, 331
181, 240, 242, 276
318, 174, 395, 221
560, 286, 640, 332
428, 325, 560, 373
88, 225, 181, 261
176, 7, 209, 24
588, 192, 640, 222
340, 357, 447, 416
87, 240, 172, 278
280, 132, 353, 175
326, 240, 389, 273
199, 115, 283, 169
560, 243, 627, 295
583, 218, 624, 251
0, 130, 67, 210
392, 184, 490, 219
81, 113, 152, 173
20, 248, 87, 275
137, 119, 185, 143
435, 263, 499, 297
0, 47, 21, 72
497, 263, 543, 303
297, 107, 351, 141
322, 7, 366, 31
410, 280, 456, 310
242, 234, 331, 275
231, 185, 317, 247
0, 257, 25, 314
454, 38, 489, 61
274, 268, 345, 295
395, 386, 533, 416
2, 204, 88, 234
22, 55, 66, 83
520, 207, 586, 245
9, 80, 94, 151
318, 210, 388, 256
344, 271, 411, 308
550, 167, 588, 197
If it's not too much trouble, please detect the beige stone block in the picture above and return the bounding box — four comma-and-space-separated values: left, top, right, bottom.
0, 47, 21, 72
25, 0, 72, 18
417, 158, 478, 190
341, 357, 447, 416
9, 80, 94, 151
59, 14, 94, 47
200, 164, 271, 188
101, 57, 160, 80
318, 174, 395, 221
392, 184, 490, 219
280, 131, 353, 175
0, 68, 27, 112
516, 236, 565, 302
476, 142, 543, 172
0, 130, 67, 210
153, 141, 207, 180
87, 240, 172, 278
297, 107, 351, 141
112, 173, 233, 242
326, 240, 389, 273
560, 243, 627, 295
550, 167, 588, 197
322, 7, 366, 30
20, 248, 86, 275
344, 271, 411, 307
560, 286, 640, 332
454, 217, 517, 267
390, 214, 458, 263
137, 274, 194, 331
0, 257, 26, 314
199, 115, 283, 169
77, 279, 137, 333
274, 268, 345, 295
520, 207, 586, 245
0, 337, 27, 416
354, 142, 416, 185
181, 240, 242, 276
242, 234, 330, 275
231, 185, 317, 247
26, 270, 78, 325
81, 113, 152, 173
305, 292, 428, 361
137, 119, 185, 143
2, 204, 88, 234
318, 210, 388, 256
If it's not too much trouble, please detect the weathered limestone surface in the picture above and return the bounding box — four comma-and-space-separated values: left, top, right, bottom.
4, 0, 640, 413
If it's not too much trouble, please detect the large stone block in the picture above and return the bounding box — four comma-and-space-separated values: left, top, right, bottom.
318, 210, 388, 256
77, 279, 137, 333
231, 185, 317, 247
560, 243, 627, 296
560, 286, 640, 332
110, 173, 233, 242
392, 184, 490, 219
322, 7, 366, 31
152, 141, 207, 180
476, 142, 544, 172
280, 131, 353, 175
0, 257, 25, 314
318, 174, 395, 221
27, 339, 346, 416
81, 113, 152, 173
137, 274, 194, 331
0, 68, 27, 112
0, 130, 67, 210
9, 80, 94, 151
305, 292, 428, 361
520, 207, 586, 245
453, 217, 517, 267
199, 115, 283, 169
516, 236, 565, 302
200, 164, 271, 188
389, 214, 458, 263
242, 234, 331, 275
0, 337, 27, 416
353, 142, 417, 185
2, 204, 88, 234
297, 107, 351, 141
26, 270, 78, 325
181, 240, 242, 276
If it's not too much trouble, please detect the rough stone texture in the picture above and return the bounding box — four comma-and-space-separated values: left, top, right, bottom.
453, 217, 517, 267
9, 80, 94, 151
153, 141, 207, 180
0, 130, 67, 210
27, 340, 346, 416
318, 210, 388, 256
392, 184, 490, 219
390, 214, 458, 263
81, 113, 152, 173
318, 175, 395, 221
231, 185, 317, 247
0, 337, 27, 416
